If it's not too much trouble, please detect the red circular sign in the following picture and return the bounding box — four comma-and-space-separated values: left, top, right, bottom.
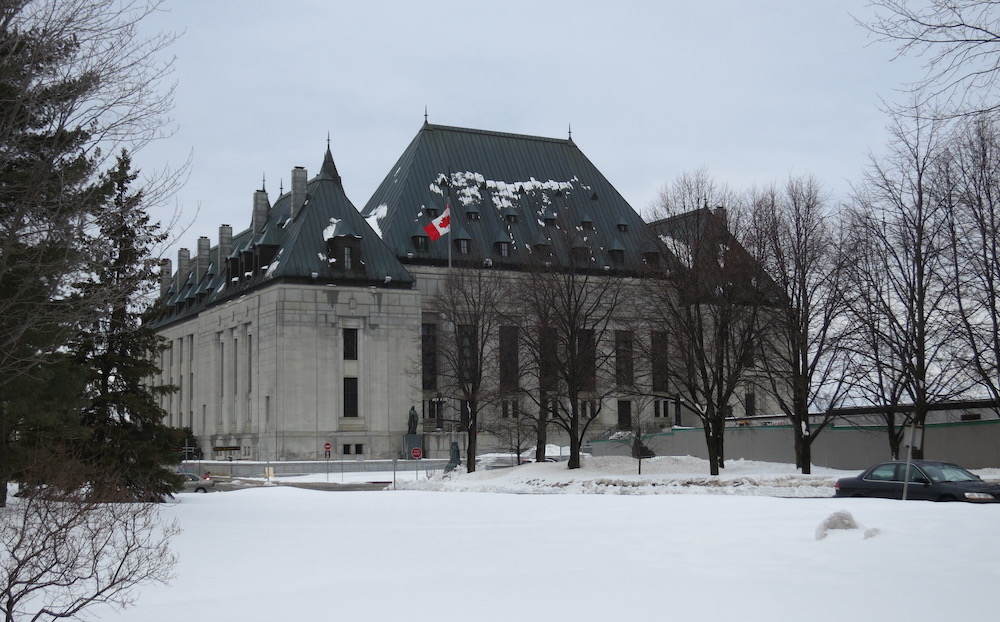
324, 442, 332, 451
410, 447, 423, 459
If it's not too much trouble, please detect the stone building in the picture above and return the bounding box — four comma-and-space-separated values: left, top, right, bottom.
151, 122, 775, 461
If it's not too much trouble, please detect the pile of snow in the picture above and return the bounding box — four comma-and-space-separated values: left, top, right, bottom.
400, 455, 845, 497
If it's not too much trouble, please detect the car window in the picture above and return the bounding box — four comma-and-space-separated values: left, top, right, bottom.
903, 465, 928, 482
936, 464, 978, 482
867, 464, 898, 481
918, 464, 944, 483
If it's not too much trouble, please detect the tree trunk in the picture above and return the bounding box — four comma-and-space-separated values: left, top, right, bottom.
567, 406, 581, 469
466, 401, 478, 473
535, 393, 548, 462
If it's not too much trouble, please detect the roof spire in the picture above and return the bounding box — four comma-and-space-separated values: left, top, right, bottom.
568, 122, 572, 140
261, 172, 266, 192
321, 137, 344, 191
424, 105, 428, 123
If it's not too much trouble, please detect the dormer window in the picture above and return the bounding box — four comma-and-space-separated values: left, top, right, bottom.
457, 239, 471, 255
467, 210, 481, 221
617, 223, 629, 233
643, 251, 660, 266
425, 207, 439, 218
327, 237, 363, 273
581, 220, 594, 231
497, 241, 511, 258
609, 249, 624, 263
413, 236, 428, 252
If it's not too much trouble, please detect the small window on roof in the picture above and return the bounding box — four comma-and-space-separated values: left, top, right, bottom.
506, 213, 518, 224
413, 236, 428, 252
618, 222, 629, 233
609, 249, 624, 263
457, 239, 470, 255
497, 241, 511, 257
425, 207, 439, 218
467, 210, 481, 221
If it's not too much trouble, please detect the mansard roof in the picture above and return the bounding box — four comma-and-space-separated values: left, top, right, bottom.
153, 147, 413, 327
361, 123, 664, 272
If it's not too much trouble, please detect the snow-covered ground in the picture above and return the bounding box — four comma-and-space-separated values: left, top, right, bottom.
99, 455, 1000, 622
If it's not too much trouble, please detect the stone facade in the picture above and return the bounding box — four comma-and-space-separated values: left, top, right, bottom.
157, 275, 421, 461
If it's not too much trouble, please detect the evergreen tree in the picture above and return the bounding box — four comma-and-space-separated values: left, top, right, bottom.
0, 1, 175, 502
74, 151, 180, 501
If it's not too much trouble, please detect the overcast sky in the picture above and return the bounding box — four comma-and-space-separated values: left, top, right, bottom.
135, 0, 926, 260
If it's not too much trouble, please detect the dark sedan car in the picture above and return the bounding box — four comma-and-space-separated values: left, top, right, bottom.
835, 460, 1000, 502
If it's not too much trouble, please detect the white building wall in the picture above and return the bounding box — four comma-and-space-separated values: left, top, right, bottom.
156, 282, 421, 461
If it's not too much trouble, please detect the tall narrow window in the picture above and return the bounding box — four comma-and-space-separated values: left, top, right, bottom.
617, 400, 632, 430
652, 331, 669, 392
246, 332, 252, 393
421, 323, 437, 390
502, 400, 520, 418
615, 330, 633, 386
499, 325, 519, 392
578, 329, 596, 392
344, 328, 358, 360
745, 390, 757, 419
217, 334, 224, 426
343, 245, 353, 270
457, 324, 478, 385
343, 377, 359, 417
539, 327, 557, 392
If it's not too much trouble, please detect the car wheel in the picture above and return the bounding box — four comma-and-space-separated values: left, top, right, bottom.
196, 487, 207, 493
936, 494, 956, 502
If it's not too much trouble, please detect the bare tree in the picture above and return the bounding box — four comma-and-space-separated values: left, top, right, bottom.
426, 266, 508, 473
0, 462, 178, 621
943, 114, 1000, 407
482, 406, 537, 466
845, 107, 967, 458
644, 202, 776, 476
862, 0, 1000, 116
751, 177, 854, 473
513, 256, 628, 470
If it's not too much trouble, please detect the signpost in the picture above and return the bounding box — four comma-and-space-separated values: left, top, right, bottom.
902, 423, 924, 501
324, 442, 332, 481
410, 447, 422, 481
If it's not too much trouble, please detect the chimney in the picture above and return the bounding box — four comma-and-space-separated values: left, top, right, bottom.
218, 224, 233, 271
197, 236, 211, 280
177, 248, 191, 286
252, 189, 269, 236
159, 258, 172, 299
291, 166, 307, 221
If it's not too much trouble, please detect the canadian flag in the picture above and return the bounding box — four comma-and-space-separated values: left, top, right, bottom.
423, 204, 452, 241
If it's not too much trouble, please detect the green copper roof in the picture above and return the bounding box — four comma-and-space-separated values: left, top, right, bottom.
153, 147, 413, 326
361, 123, 663, 272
